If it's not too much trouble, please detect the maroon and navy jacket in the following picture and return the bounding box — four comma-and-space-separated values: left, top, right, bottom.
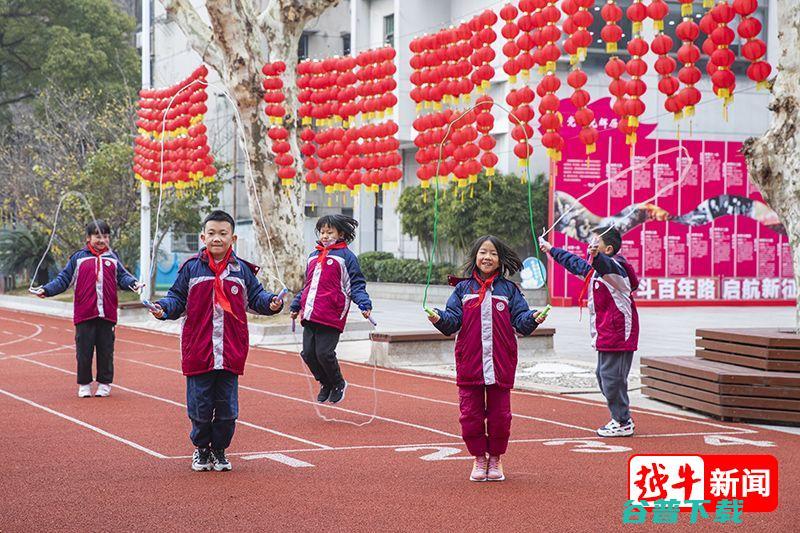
290, 240, 372, 333
432, 274, 540, 389
550, 248, 639, 352
42, 247, 138, 325
155, 248, 281, 377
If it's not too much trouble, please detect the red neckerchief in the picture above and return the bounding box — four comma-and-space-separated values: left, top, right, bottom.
469, 270, 498, 308
577, 268, 595, 320
315, 240, 347, 266
87, 244, 106, 280
205, 247, 236, 318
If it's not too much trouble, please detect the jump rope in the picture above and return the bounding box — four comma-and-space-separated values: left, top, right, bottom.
420, 100, 696, 321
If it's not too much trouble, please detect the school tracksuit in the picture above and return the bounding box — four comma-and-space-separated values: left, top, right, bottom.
156, 248, 281, 450
549, 248, 640, 423
433, 274, 539, 457
290, 240, 372, 389
42, 247, 138, 385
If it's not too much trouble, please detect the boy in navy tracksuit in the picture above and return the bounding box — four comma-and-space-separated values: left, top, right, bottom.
35, 220, 142, 398
149, 210, 283, 472
540, 226, 640, 437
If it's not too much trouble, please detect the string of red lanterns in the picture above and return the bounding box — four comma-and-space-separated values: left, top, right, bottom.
133, 66, 216, 188
563, 0, 598, 156
262, 61, 296, 186
734, 0, 771, 90
676, 6, 702, 119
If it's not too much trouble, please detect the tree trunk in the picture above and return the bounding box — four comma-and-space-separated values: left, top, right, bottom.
742, 0, 800, 331
159, 0, 340, 291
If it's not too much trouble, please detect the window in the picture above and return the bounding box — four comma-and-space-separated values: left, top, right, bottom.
383, 14, 394, 47
172, 232, 200, 253
298, 32, 309, 60
342, 33, 351, 55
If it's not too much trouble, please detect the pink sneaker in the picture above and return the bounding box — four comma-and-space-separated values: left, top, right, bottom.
487, 455, 505, 481
469, 455, 488, 482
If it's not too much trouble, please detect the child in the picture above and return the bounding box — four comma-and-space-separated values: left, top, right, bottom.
539, 226, 639, 437
35, 220, 142, 398
148, 210, 283, 472
290, 214, 372, 404
428, 235, 546, 482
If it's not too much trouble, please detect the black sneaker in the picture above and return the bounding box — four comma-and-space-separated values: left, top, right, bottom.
317, 384, 332, 403
191, 447, 213, 471
211, 449, 232, 471
329, 380, 347, 404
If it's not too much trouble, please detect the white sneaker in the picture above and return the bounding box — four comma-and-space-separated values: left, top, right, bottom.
78, 384, 92, 398
95, 383, 111, 397
597, 418, 635, 437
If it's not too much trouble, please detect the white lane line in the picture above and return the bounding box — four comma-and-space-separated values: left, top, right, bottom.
242, 453, 315, 467
0, 316, 43, 347
247, 361, 595, 433
118, 356, 463, 439
17, 357, 332, 450
0, 387, 167, 459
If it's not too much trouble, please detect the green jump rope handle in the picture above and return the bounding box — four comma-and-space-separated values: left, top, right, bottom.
424, 307, 437, 317
538, 304, 552, 319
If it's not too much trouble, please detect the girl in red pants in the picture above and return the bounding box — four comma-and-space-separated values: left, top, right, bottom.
428, 235, 546, 481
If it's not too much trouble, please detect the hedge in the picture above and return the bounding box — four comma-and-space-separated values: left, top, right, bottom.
358, 252, 456, 285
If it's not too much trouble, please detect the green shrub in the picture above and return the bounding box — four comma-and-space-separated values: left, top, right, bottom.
358, 251, 394, 280
358, 252, 455, 285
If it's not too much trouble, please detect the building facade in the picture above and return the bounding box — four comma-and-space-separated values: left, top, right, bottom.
144, 0, 779, 268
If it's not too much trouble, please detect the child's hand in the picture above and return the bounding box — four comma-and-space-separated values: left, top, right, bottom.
30, 287, 46, 299
149, 303, 165, 319
538, 236, 552, 253
588, 237, 600, 257
533, 310, 546, 324
362, 309, 371, 319
269, 296, 283, 312
290, 310, 299, 320
427, 311, 441, 324
131, 281, 145, 293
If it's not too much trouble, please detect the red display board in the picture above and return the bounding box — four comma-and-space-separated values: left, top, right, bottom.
549, 97, 795, 306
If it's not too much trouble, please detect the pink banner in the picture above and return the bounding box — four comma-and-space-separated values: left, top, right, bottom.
550, 97, 795, 304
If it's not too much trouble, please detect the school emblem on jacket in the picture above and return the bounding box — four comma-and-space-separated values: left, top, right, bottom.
327, 259, 333, 265
496, 302, 506, 311
105, 260, 111, 267
231, 285, 239, 295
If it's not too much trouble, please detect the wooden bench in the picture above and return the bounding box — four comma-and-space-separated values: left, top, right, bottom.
695, 328, 800, 372
369, 328, 555, 368
641, 352, 800, 424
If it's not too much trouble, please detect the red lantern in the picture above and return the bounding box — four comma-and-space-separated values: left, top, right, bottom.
647, 0, 669, 32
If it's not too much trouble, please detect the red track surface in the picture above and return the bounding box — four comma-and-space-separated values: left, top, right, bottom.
1, 308, 798, 531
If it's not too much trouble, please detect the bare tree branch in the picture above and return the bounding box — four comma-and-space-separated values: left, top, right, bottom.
259, 0, 341, 36
159, 0, 225, 74
0, 92, 34, 106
